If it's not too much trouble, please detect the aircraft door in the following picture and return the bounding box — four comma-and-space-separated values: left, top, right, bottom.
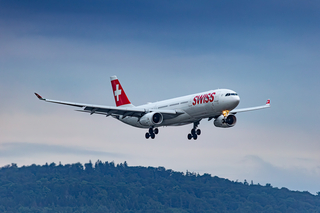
211, 91, 220, 111
214, 91, 219, 104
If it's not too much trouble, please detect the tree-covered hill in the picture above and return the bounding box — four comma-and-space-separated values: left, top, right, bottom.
0, 161, 319, 213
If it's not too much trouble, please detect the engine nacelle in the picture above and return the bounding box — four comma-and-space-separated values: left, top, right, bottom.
214, 114, 237, 128
139, 112, 163, 127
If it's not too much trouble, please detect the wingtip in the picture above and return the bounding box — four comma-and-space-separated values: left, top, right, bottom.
266, 99, 270, 105
34, 93, 45, 100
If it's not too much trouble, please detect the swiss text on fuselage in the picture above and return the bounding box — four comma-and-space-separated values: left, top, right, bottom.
192, 93, 215, 106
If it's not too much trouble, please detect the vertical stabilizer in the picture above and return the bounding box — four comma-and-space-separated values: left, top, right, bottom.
110, 75, 132, 107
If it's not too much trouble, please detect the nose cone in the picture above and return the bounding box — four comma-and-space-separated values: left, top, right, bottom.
229, 95, 240, 109
234, 95, 240, 107
226, 90, 240, 109
221, 89, 240, 110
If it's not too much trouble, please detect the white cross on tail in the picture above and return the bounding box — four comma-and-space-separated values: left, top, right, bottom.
114, 84, 122, 102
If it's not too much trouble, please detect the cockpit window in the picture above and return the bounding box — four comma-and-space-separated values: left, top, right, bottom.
225, 93, 238, 96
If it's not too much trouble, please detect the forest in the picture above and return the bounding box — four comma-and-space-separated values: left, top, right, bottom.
0, 161, 319, 213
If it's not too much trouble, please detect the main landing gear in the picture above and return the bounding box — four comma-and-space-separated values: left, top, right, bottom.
145, 127, 159, 139
188, 120, 201, 140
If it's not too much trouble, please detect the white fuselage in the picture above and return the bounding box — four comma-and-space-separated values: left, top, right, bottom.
118, 89, 240, 128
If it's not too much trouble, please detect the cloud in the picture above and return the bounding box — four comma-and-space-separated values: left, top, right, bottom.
0, 142, 121, 158
239, 155, 320, 194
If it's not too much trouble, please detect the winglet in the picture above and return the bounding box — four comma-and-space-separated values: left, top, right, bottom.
34, 93, 45, 100
266, 99, 270, 105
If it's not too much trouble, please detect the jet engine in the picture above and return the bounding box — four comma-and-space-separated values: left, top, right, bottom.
139, 112, 163, 126
214, 114, 237, 128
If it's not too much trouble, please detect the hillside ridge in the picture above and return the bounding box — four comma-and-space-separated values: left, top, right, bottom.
0, 161, 319, 213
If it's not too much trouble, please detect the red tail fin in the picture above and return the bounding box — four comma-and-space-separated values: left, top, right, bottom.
110, 76, 131, 107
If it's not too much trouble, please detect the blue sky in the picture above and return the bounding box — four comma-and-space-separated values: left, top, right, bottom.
1, 1, 320, 194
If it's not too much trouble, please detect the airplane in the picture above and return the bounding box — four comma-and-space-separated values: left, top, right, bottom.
35, 75, 270, 140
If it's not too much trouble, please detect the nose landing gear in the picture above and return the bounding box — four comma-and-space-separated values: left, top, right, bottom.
145, 127, 159, 139
188, 120, 201, 140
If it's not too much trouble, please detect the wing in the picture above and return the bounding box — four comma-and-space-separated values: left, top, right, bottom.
34, 93, 184, 119
230, 99, 270, 114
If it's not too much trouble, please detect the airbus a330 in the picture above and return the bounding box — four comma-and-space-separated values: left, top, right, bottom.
35, 75, 270, 140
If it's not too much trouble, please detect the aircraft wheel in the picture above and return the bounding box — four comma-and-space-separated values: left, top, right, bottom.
151, 133, 155, 139
145, 132, 150, 139
193, 134, 198, 140
149, 128, 153, 134
196, 129, 201, 135
191, 129, 196, 135
187, 134, 192, 140
154, 128, 159, 134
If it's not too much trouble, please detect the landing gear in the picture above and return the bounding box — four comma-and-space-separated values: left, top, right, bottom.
145, 127, 159, 139
197, 129, 201, 135
188, 120, 201, 140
